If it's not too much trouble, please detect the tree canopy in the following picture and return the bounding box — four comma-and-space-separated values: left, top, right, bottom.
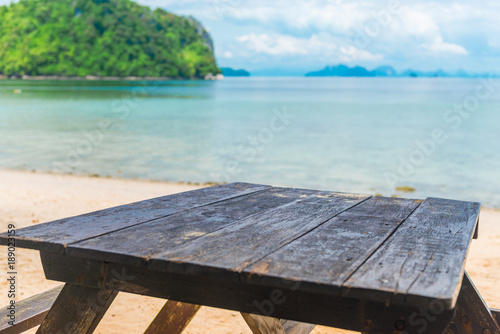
0, 0, 220, 78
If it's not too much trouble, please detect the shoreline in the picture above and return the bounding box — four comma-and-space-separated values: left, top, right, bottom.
0, 167, 223, 188
2, 168, 499, 211
0, 75, 178, 81
0, 74, 224, 81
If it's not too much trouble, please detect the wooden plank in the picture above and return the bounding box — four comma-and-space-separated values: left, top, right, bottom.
244, 197, 421, 296
343, 198, 481, 309
40, 251, 455, 334
492, 309, 500, 325
144, 301, 200, 334
67, 187, 319, 266
36, 284, 117, 334
241, 313, 287, 334
148, 192, 371, 277
240, 314, 315, 334
0, 182, 270, 253
0, 286, 63, 334
280, 320, 316, 334
444, 272, 500, 334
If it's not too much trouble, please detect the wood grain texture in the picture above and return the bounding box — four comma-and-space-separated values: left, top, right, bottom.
443, 272, 500, 334
241, 313, 287, 334
241, 314, 316, 334
244, 197, 421, 295
36, 284, 117, 334
144, 300, 200, 334
0, 286, 62, 334
67, 187, 318, 267
0, 182, 482, 321
0, 182, 269, 253
343, 198, 481, 309
280, 320, 316, 334
148, 191, 370, 277
40, 251, 455, 334
492, 309, 500, 326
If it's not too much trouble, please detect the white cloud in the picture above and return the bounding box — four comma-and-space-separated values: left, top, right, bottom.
222, 51, 234, 58
338, 46, 384, 62
489, 40, 500, 50
422, 37, 468, 56
226, 2, 368, 34
396, 8, 441, 38
236, 33, 337, 56
234, 32, 383, 64
387, 7, 468, 56
222, 1, 472, 62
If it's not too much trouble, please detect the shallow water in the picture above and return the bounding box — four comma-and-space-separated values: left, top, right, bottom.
0, 77, 499, 207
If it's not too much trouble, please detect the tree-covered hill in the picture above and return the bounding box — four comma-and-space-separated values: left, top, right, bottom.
0, 0, 221, 78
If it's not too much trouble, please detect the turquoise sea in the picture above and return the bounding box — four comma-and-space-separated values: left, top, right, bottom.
0, 77, 499, 207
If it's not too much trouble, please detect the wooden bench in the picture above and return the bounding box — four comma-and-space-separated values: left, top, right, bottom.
0, 286, 62, 334
0, 286, 315, 334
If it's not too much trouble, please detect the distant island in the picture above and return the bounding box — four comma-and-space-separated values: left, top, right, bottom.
0, 0, 220, 79
305, 64, 495, 78
306, 65, 396, 77
221, 68, 251, 77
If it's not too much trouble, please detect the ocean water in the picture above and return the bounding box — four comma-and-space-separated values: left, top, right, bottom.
0, 77, 499, 207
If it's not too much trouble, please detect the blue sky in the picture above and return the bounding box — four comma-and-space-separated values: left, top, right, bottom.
3, 0, 500, 75
136, 0, 500, 75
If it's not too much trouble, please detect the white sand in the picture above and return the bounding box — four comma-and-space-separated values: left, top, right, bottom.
0, 169, 498, 333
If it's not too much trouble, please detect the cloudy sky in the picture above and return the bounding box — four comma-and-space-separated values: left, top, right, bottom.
3, 0, 500, 75
136, 0, 500, 75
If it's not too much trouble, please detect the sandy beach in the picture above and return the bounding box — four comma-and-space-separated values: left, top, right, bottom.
0, 169, 498, 334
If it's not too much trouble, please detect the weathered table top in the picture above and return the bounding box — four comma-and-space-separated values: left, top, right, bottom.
0, 182, 481, 310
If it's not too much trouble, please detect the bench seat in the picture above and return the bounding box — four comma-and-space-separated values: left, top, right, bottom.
0, 286, 63, 334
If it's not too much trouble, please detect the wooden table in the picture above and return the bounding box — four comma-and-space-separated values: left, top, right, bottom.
1, 182, 499, 334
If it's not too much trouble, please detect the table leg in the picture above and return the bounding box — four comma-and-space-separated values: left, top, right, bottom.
36, 283, 117, 334
144, 301, 201, 334
280, 319, 316, 334
241, 313, 287, 334
443, 272, 500, 334
492, 309, 500, 325
241, 313, 316, 334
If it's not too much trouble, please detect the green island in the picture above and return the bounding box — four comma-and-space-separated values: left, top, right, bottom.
0, 0, 221, 79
